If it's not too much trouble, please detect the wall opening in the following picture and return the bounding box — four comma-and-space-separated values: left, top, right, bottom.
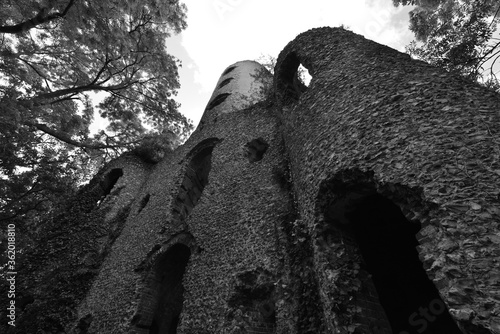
97, 168, 124, 205
101, 168, 123, 195
223, 65, 237, 76
149, 243, 191, 334
244, 138, 269, 163
207, 93, 231, 110
218, 77, 234, 88
324, 191, 462, 334
138, 194, 150, 213
172, 139, 220, 223
297, 64, 311, 87
276, 52, 312, 105
227, 268, 276, 334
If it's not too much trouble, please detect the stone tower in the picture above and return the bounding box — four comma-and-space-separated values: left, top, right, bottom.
5, 27, 500, 334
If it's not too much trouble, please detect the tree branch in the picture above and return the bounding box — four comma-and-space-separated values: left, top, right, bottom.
476, 40, 500, 69
488, 1, 500, 30
23, 121, 139, 150
0, 0, 76, 34
32, 81, 133, 101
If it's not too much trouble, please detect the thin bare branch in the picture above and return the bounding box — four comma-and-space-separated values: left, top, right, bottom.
23, 121, 140, 149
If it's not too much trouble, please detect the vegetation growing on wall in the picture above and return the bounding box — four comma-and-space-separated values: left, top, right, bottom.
280, 211, 325, 334
0, 0, 192, 249
0, 167, 133, 333
271, 156, 325, 333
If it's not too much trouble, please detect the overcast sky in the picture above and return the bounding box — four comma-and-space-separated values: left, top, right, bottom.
164, 0, 416, 128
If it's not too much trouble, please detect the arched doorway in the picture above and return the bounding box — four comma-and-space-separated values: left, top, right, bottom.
149, 243, 191, 334
324, 191, 462, 334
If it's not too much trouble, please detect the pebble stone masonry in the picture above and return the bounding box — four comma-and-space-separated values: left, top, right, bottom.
4, 27, 500, 334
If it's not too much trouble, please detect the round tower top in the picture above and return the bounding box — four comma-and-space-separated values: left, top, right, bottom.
203, 60, 272, 115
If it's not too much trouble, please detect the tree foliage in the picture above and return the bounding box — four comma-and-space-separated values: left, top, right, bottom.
394, 0, 500, 87
0, 0, 191, 232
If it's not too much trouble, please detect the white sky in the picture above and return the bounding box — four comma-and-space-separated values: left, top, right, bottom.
165, 0, 416, 128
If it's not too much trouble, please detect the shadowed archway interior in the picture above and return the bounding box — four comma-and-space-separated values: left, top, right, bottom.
150, 244, 191, 334
325, 192, 462, 334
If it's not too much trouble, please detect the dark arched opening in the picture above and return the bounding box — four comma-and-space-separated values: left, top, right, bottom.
325, 192, 462, 334
172, 139, 220, 223
188, 145, 214, 189
149, 244, 191, 334
101, 168, 123, 196
276, 52, 311, 105
97, 168, 123, 205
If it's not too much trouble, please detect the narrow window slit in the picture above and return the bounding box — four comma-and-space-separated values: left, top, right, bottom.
138, 194, 150, 213
207, 93, 231, 110
222, 66, 237, 75
218, 77, 234, 88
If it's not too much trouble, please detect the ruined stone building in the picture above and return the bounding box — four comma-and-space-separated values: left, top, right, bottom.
4, 27, 500, 334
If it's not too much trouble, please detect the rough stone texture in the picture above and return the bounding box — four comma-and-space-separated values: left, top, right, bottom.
0, 154, 150, 333
275, 27, 500, 334
4, 27, 500, 334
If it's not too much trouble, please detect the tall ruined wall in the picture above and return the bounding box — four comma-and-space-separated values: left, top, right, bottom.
73, 61, 294, 334
2, 60, 287, 334
0, 154, 151, 333
4, 27, 500, 334
274, 27, 500, 334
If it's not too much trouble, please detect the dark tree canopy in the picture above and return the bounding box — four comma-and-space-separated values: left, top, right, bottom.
394, 0, 500, 87
0, 0, 191, 237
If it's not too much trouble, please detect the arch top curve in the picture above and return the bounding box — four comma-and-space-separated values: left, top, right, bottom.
145, 232, 198, 272
314, 169, 464, 334
131, 232, 196, 333
187, 137, 222, 158
314, 169, 435, 228
273, 26, 407, 106
158, 232, 197, 253
274, 27, 343, 105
